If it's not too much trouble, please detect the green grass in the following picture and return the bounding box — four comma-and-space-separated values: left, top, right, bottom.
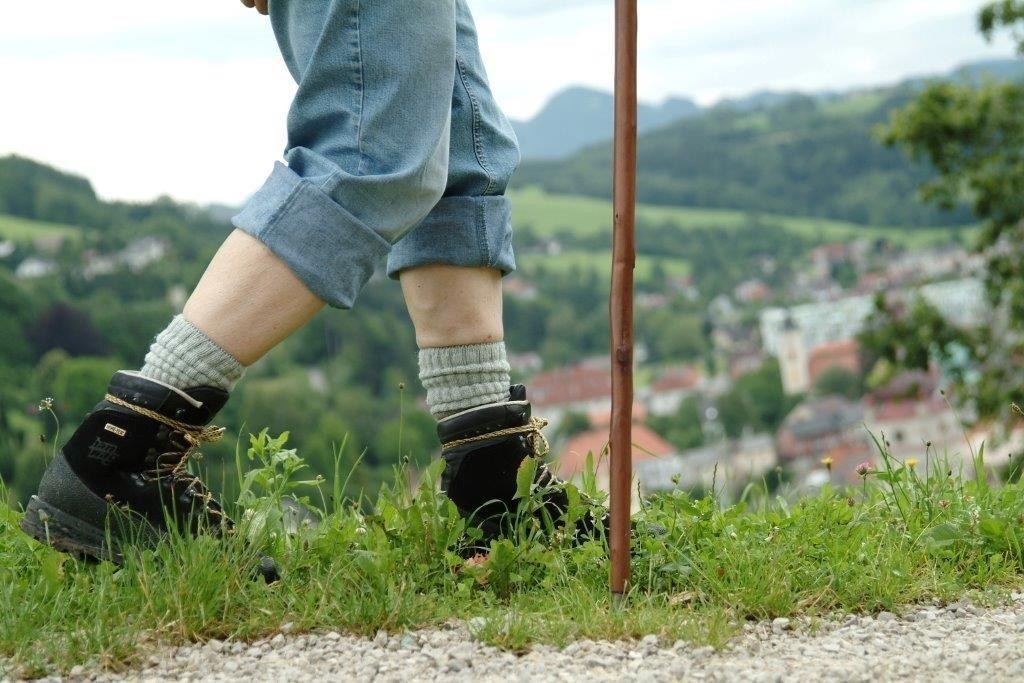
521, 249, 691, 281
510, 187, 972, 248
822, 91, 889, 119
3, 432, 1024, 679
0, 214, 81, 244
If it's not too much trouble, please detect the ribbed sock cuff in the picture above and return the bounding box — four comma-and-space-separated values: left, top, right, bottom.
140, 315, 246, 392
419, 341, 511, 418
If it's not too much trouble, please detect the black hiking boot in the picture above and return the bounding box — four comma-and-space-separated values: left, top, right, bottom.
437, 385, 605, 549
20, 371, 232, 563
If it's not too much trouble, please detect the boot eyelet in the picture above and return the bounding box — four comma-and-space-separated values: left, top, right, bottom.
175, 409, 186, 418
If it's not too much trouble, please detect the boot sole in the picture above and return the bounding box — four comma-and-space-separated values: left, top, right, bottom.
21, 496, 125, 564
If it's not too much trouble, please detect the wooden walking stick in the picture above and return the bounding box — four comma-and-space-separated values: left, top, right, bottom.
610, 0, 637, 604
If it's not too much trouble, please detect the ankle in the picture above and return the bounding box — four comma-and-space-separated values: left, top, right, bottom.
419, 341, 511, 418
140, 315, 245, 392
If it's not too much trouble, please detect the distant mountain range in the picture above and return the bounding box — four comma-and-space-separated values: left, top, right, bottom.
510, 87, 700, 160
509, 58, 1023, 228
512, 58, 1024, 161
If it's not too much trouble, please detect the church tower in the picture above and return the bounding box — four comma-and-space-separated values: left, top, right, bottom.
778, 314, 810, 395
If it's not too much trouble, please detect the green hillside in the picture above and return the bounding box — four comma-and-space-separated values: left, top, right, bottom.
522, 248, 692, 282
0, 214, 81, 243
510, 187, 971, 248
512, 86, 985, 228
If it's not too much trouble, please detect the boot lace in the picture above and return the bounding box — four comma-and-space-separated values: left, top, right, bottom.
440, 416, 551, 459
104, 393, 227, 516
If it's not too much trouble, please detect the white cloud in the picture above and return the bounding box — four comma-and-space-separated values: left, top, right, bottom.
0, 2, 243, 40
0, 0, 1015, 204
469, 0, 1014, 115
0, 55, 295, 205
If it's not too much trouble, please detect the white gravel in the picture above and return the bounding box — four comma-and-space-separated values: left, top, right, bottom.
17, 596, 1024, 682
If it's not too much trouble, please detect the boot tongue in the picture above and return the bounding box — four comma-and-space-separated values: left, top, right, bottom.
182, 386, 230, 423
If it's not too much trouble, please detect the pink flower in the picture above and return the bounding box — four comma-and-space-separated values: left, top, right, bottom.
855, 461, 873, 477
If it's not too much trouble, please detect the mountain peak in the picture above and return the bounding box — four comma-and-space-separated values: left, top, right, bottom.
512, 87, 699, 160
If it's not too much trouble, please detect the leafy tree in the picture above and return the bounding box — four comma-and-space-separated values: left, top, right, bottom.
27, 302, 108, 359
50, 356, 123, 423
716, 359, 796, 438
648, 396, 705, 451
0, 271, 37, 365
553, 411, 591, 442
813, 366, 863, 400
642, 308, 707, 362
858, 294, 973, 380
234, 374, 323, 453
883, 1, 1024, 419
371, 409, 438, 469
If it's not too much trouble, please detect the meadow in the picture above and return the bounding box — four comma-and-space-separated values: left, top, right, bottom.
509, 187, 971, 248
0, 214, 80, 244
2, 428, 1023, 678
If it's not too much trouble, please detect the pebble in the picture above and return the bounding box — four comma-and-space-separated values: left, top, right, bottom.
16, 599, 1024, 682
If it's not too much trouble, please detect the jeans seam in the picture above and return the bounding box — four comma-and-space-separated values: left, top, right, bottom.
262, 181, 306, 240
354, 0, 366, 175
476, 200, 491, 266
456, 53, 496, 196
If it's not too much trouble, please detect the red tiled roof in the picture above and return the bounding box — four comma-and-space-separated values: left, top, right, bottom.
529, 364, 612, 407
812, 244, 851, 260
808, 340, 861, 384
587, 403, 647, 428
555, 423, 674, 479
651, 366, 701, 393
873, 401, 918, 421
810, 339, 859, 360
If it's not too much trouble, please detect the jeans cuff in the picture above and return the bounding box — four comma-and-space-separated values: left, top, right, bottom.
232, 163, 391, 309
385, 195, 516, 279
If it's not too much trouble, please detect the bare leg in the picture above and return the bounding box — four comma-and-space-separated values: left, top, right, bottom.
400, 265, 504, 348
183, 229, 325, 366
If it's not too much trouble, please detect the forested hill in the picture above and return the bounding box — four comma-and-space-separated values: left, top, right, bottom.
0, 155, 229, 238
512, 59, 1024, 227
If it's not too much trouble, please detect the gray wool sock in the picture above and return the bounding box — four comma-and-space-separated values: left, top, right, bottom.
419, 341, 511, 418
140, 315, 246, 392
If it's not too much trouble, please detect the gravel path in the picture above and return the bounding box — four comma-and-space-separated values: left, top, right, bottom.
20, 596, 1024, 682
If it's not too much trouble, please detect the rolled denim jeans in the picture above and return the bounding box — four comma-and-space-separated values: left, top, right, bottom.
232, 0, 520, 309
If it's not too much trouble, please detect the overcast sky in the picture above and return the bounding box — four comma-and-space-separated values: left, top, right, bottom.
0, 1, 1014, 205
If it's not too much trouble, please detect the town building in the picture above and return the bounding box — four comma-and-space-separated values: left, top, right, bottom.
862, 369, 962, 464
761, 278, 986, 356
776, 396, 874, 484
808, 340, 861, 386
634, 434, 777, 501
554, 422, 675, 512
15, 256, 57, 279
643, 365, 704, 416
778, 315, 810, 395
529, 362, 612, 432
